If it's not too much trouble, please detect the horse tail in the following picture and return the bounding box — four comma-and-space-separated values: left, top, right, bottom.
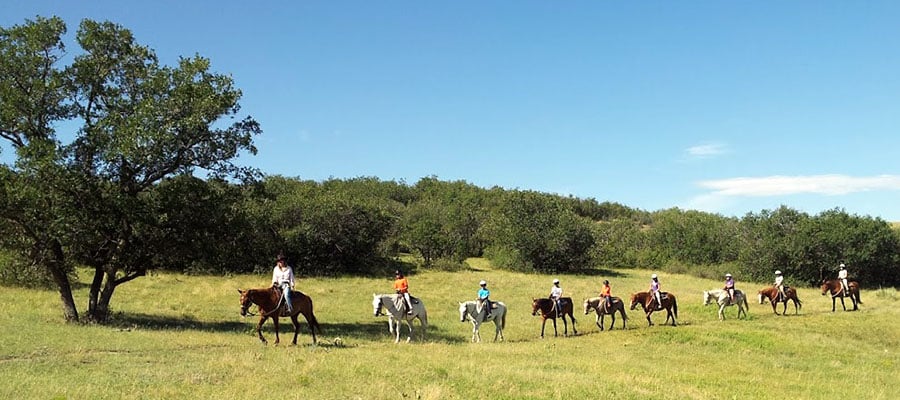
500, 308, 507, 330
855, 290, 863, 304
672, 296, 679, 319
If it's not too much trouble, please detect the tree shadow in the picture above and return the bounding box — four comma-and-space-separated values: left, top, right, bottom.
106, 312, 466, 343
109, 312, 246, 333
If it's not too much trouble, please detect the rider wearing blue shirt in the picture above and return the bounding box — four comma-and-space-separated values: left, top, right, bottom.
478, 280, 492, 318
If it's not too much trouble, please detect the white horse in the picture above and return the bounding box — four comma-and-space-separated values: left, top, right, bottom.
458, 300, 506, 342
372, 294, 428, 343
703, 289, 749, 321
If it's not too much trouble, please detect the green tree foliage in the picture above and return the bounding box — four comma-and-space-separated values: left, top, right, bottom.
254, 176, 401, 275
400, 177, 488, 265
0, 17, 259, 322
485, 191, 595, 273
646, 208, 740, 267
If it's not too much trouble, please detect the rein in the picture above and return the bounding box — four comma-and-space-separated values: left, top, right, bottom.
243, 289, 287, 318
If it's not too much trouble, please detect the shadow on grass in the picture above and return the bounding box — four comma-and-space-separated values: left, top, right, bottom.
109, 312, 246, 333
318, 321, 466, 344
107, 312, 466, 343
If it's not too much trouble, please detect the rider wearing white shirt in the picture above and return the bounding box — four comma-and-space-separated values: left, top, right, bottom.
774, 270, 785, 300
272, 254, 295, 313
549, 279, 563, 315
837, 263, 849, 295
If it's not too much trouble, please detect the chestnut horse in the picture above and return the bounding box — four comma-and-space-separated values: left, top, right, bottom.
238, 287, 320, 345
583, 297, 627, 331
532, 297, 577, 337
630, 291, 678, 326
820, 279, 862, 312
757, 286, 802, 315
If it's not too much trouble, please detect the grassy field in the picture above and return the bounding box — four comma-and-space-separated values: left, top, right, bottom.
1, 260, 898, 400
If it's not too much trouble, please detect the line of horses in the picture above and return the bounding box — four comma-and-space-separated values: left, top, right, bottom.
236, 279, 861, 345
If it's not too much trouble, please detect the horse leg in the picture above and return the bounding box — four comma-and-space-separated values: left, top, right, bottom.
472, 321, 480, 343
540, 318, 547, 338
598, 313, 605, 331
570, 313, 577, 335
553, 317, 559, 337
839, 296, 847, 312
290, 315, 301, 345
272, 317, 281, 345
256, 316, 269, 345
405, 318, 414, 343
645, 311, 653, 326
718, 304, 725, 321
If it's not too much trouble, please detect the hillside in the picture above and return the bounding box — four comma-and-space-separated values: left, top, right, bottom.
1, 263, 897, 399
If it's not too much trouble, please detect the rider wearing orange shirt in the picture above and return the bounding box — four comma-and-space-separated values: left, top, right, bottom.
599, 280, 612, 310
393, 270, 413, 314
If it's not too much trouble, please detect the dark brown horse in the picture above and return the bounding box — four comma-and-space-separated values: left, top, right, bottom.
238, 287, 321, 345
532, 297, 577, 337
820, 279, 862, 312
629, 291, 678, 326
757, 286, 802, 315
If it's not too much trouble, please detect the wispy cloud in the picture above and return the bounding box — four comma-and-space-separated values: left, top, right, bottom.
686, 143, 728, 158
697, 174, 900, 197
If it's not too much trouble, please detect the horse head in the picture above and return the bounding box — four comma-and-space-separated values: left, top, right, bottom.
531, 298, 541, 316
459, 302, 469, 322
238, 289, 252, 317
583, 298, 592, 315
820, 282, 830, 296
702, 291, 712, 306
372, 294, 384, 316
629, 293, 640, 310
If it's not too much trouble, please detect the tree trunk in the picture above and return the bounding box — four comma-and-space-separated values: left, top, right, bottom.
47, 239, 79, 322
88, 265, 104, 319
87, 268, 116, 323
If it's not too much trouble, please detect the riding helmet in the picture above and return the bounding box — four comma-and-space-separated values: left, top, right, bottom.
553, 279, 560, 284
725, 273, 732, 278
479, 280, 487, 286
775, 270, 782, 275
651, 273, 658, 279
839, 263, 846, 269
603, 280, 609, 285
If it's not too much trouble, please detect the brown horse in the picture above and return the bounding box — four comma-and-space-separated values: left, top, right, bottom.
630, 291, 678, 326
583, 297, 627, 331
238, 287, 321, 345
757, 286, 802, 315
820, 279, 862, 312
532, 297, 577, 337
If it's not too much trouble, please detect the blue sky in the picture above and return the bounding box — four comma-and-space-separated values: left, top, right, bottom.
4, 1, 900, 220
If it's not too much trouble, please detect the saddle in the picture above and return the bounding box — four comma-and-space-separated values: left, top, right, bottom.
393, 294, 417, 314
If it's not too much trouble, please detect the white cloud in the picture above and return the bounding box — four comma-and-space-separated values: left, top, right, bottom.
697, 174, 900, 197
686, 143, 728, 158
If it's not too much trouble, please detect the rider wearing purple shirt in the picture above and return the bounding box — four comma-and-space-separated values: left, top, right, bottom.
724, 273, 735, 304
650, 274, 662, 310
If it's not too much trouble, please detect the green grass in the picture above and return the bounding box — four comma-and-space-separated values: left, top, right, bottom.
1, 262, 898, 399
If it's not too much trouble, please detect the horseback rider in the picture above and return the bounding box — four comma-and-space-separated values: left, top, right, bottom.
549, 279, 563, 316
650, 274, 663, 310
774, 270, 786, 301
271, 253, 294, 314
723, 273, 736, 304
599, 280, 612, 311
837, 263, 849, 297
478, 280, 492, 318
393, 270, 413, 315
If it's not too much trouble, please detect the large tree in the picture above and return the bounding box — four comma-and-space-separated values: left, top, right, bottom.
0, 17, 259, 322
